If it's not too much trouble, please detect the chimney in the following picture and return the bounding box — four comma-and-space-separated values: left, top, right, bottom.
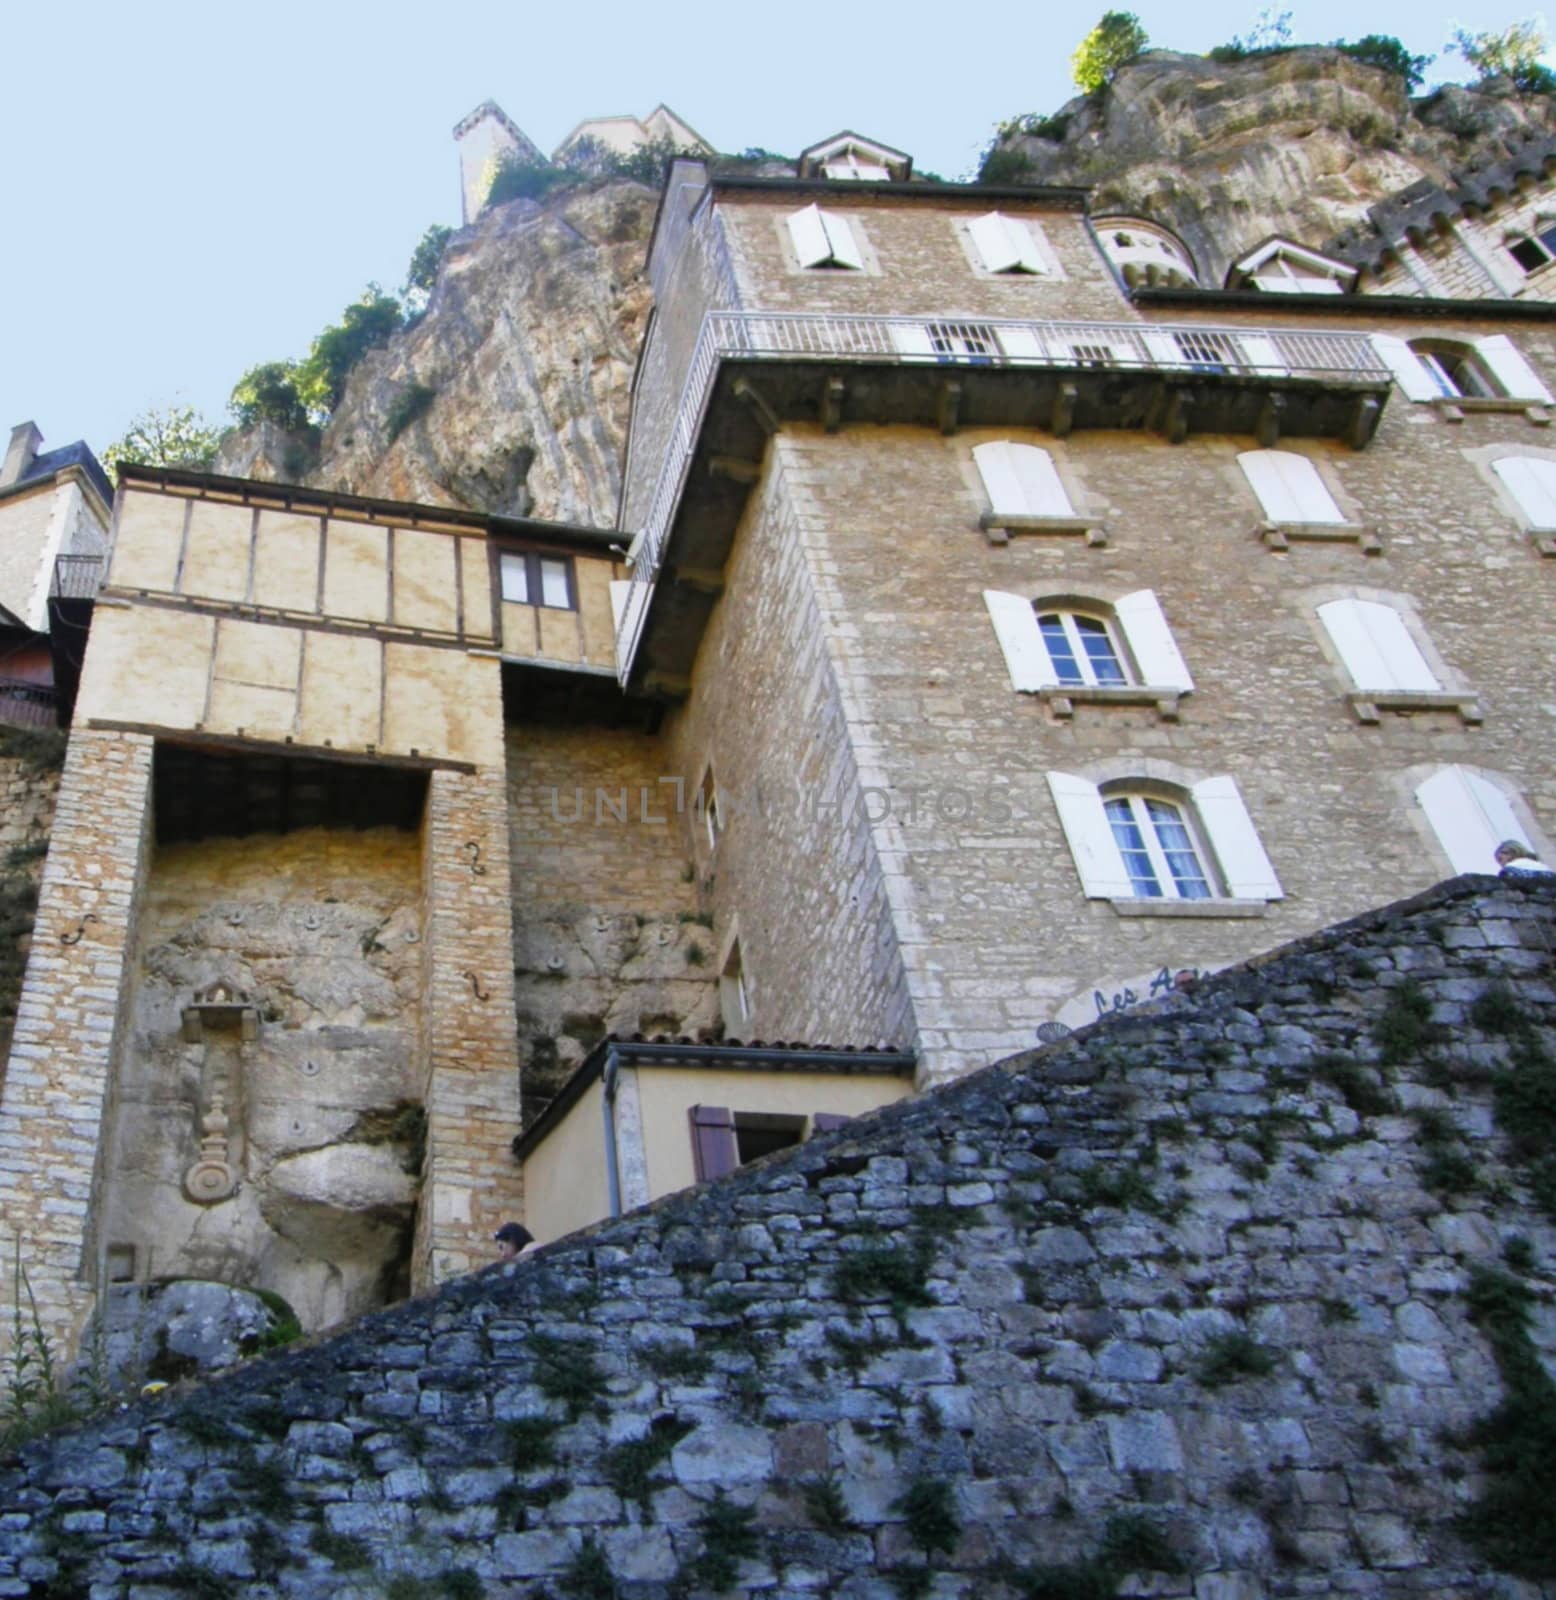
0, 422, 42, 488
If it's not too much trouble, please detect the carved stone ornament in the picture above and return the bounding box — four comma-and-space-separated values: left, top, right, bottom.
183, 1091, 237, 1204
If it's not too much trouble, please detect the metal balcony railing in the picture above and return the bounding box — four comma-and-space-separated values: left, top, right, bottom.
614, 311, 1392, 680
52, 553, 104, 601
0, 678, 57, 730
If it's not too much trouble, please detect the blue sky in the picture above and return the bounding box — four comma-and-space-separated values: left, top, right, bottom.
0, 1, 1542, 460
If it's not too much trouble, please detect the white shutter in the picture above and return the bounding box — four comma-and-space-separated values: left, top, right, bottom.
1492, 456, 1556, 529
820, 211, 864, 270
1292, 275, 1343, 294
1047, 772, 1133, 897
1475, 335, 1554, 404
1191, 776, 1283, 900
1416, 766, 1527, 876
983, 591, 1056, 691
1238, 334, 1288, 377
1010, 444, 1074, 516
996, 325, 1046, 361
1009, 218, 1045, 274
1143, 330, 1188, 370
608, 580, 632, 633
1238, 450, 1344, 524
1115, 590, 1194, 691
973, 442, 1025, 518
1369, 335, 1440, 402
890, 322, 936, 362
787, 205, 831, 268
1318, 599, 1439, 693
970, 212, 1017, 273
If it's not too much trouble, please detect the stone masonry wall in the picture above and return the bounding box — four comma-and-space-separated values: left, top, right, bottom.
505, 725, 715, 1123
0, 743, 62, 1065
0, 730, 152, 1358
2, 876, 1554, 1599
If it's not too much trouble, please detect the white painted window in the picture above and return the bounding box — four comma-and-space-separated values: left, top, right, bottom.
720, 940, 751, 1033
1250, 258, 1344, 293
1492, 455, 1556, 529
539, 558, 571, 608
698, 767, 722, 851
984, 589, 1194, 694
822, 152, 891, 181
973, 441, 1075, 521
786, 204, 865, 270
1316, 599, 1440, 693
500, 552, 529, 603
1237, 449, 1346, 525
968, 212, 1047, 274
1416, 766, 1533, 876
1047, 771, 1283, 901
1368, 334, 1553, 404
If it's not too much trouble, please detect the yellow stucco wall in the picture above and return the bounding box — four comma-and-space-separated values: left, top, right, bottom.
520, 1079, 610, 1244
636, 1068, 912, 1199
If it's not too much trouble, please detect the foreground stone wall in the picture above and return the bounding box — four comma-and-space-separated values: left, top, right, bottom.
1, 876, 1554, 1600
0, 741, 62, 1064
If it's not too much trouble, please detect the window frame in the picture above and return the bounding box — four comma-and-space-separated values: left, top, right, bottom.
1046, 768, 1282, 914
1370, 333, 1553, 412
497, 548, 578, 611
1036, 610, 1129, 689
1103, 789, 1218, 901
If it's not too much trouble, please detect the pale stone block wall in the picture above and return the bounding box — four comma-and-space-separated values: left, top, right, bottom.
0, 483, 58, 631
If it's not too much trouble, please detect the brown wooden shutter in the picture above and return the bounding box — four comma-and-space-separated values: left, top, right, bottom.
811, 1112, 853, 1133
689, 1105, 738, 1181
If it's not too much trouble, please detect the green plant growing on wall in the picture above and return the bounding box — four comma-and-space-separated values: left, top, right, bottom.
559, 1536, 616, 1599
1194, 1330, 1277, 1388
892, 1477, 961, 1556
1374, 981, 1447, 1065
1458, 1264, 1556, 1575
528, 1332, 608, 1421
688, 1491, 760, 1590
1072, 11, 1148, 92
602, 1413, 693, 1509
801, 1474, 853, 1532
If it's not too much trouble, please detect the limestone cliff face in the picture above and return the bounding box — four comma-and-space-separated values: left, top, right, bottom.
999, 48, 1556, 282
215, 179, 657, 525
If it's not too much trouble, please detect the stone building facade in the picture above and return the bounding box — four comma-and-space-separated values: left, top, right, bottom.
8, 128, 1556, 1360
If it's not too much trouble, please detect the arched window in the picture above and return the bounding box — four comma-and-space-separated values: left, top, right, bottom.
1316, 599, 1439, 693
1047, 771, 1283, 903
983, 589, 1193, 693
1415, 766, 1539, 877
1237, 449, 1346, 525
1369, 335, 1553, 405
1103, 792, 1214, 900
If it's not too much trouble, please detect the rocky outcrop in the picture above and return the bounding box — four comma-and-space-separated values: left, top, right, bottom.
4, 876, 1554, 1597
214, 179, 657, 525
998, 49, 1556, 282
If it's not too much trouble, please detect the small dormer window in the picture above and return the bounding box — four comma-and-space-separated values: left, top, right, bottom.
822, 148, 891, 181
1250, 257, 1344, 294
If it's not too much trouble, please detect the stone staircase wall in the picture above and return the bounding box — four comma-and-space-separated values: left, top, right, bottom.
1, 876, 1554, 1599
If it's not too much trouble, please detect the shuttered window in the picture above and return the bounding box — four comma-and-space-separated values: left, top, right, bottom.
1237, 450, 1346, 524
973, 442, 1075, 520
1047, 771, 1283, 901
968, 212, 1046, 274
1316, 599, 1440, 693
983, 589, 1194, 694
1493, 456, 1556, 529
688, 1105, 739, 1182
1415, 767, 1530, 877
1368, 335, 1553, 404
786, 204, 865, 269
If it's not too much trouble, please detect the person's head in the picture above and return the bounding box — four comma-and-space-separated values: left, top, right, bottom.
494, 1221, 534, 1260
1496, 839, 1536, 866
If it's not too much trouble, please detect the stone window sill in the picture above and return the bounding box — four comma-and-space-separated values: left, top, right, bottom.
1044, 686, 1185, 722
1347, 689, 1483, 726
1111, 897, 1270, 919
1259, 520, 1380, 555
1432, 396, 1551, 426
1523, 527, 1556, 558
980, 512, 1108, 547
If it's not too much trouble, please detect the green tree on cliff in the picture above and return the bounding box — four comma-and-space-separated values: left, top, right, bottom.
1072, 11, 1148, 93
101, 403, 223, 481
1450, 17, 1556, 92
